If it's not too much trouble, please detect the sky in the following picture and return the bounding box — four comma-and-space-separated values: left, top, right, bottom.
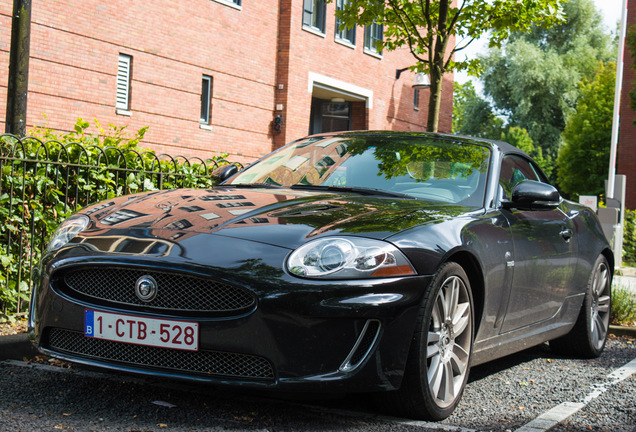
455, 0, 625, 84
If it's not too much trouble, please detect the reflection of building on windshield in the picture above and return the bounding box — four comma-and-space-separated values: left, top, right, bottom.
238, 137, 485, 183
235, 137, 352, 186
226, 135, 490, 205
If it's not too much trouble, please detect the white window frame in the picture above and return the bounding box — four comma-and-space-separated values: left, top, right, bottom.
303, 0, 326, 34
335, 0, 355, 46
212, 0, 241, 10
364, 22, 383, 57
200, 75, 212, 126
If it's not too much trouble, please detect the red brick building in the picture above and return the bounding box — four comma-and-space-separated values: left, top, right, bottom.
0, 0, 453, 164
618, 0, 636, 210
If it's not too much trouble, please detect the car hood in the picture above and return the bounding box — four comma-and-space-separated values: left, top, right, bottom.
78, 187, 473, 249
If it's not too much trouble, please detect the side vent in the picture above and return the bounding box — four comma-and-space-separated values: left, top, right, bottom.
339, 319, 381, 372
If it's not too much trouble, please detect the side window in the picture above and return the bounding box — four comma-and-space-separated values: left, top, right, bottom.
499, 155, 540, 200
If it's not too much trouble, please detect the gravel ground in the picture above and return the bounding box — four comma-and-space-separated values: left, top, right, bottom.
1, 335, 633, 432
0, 363, 442, 432
439, 335, 635, 431
552, 376, 636, 432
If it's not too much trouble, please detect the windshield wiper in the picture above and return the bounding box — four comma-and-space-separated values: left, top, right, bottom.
289, 184, 414, 199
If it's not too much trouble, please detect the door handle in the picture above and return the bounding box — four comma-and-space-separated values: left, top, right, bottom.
560, 228, 573, 241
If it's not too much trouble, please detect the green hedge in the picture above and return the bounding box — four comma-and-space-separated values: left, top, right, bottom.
0, 119, 236, 320
625, 209, 636, 266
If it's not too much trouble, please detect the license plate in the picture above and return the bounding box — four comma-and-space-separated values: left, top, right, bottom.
84, 310, 198, 351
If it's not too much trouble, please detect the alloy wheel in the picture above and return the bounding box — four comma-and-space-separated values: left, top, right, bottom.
427, 275, 472, 408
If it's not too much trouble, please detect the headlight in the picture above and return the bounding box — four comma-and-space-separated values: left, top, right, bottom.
287, 237, 416, 279
46, 215, 90, 252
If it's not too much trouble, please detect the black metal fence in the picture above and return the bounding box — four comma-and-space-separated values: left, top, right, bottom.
0, 133, 233, 317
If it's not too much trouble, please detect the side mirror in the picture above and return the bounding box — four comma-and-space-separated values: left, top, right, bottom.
502, 180, 560, 210
212, 164, 240, 183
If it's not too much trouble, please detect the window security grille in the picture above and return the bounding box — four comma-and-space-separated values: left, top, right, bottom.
116, 54, 132, 110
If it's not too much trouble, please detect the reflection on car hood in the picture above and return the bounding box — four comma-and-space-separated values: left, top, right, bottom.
78, 187, 472, 249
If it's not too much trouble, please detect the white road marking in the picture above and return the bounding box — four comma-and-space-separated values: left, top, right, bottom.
515, 357, 636, 432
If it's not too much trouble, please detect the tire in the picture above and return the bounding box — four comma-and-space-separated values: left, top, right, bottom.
377, 262, 474, 420
550, 254, 611, 358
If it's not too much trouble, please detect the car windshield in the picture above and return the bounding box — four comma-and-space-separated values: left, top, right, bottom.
227, 134, 491, 205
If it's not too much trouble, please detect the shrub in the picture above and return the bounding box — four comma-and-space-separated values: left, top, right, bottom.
0, 119, 237, 320
624, 209, 636, 266
611, 284, 636, 326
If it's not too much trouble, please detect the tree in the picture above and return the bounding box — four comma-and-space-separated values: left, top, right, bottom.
335, 0, 564, 133
626, 26, 636, 120
452, 83, 553, 176
452, 82, 503, 138
556, 62, 615, 199
480, 0, 615, 159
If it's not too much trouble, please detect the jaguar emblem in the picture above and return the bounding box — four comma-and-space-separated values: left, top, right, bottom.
135, 275, 157, 302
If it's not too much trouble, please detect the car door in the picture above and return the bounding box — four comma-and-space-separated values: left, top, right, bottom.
498, 155, 576, 333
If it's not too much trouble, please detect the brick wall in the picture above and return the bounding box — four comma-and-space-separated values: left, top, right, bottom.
1, 0, 454, 165
618, 0, 636, 210
0, 5, 11, 131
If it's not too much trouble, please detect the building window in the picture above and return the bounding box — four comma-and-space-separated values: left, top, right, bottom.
213, 0, 241, 7
201, 75, 212, 125
414, 88, 420, 110
116, 54, 132, 112
309, 98, 352, 134
303, 0, 326, 33
364, 22, 383, 55
335, 0, 355, 45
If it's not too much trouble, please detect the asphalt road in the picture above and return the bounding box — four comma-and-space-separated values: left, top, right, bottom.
1, 336, 634, 432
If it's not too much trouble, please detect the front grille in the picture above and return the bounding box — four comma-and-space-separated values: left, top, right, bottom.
62, 267, 255, 313
47, 328, 274, 380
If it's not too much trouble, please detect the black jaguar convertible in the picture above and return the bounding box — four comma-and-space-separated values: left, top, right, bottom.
29, 132, 612, 420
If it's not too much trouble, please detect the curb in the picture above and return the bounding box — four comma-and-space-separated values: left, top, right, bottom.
1, 326, 634, 363
609, 324, 636, 338
0, 333, 39, 361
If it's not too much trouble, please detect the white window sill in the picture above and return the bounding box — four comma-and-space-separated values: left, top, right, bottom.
363, 49, 383, 59
212, 0, 241, 10
199, 123, 213, 131
116, 109, 132, 117
335, 38, 356, 49
302, 25, 326, 38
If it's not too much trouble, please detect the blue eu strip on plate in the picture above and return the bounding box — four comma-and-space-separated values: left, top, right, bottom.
85, 309, 94, 337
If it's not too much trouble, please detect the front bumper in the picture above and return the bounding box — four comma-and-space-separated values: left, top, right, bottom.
29, 234, 430, 392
